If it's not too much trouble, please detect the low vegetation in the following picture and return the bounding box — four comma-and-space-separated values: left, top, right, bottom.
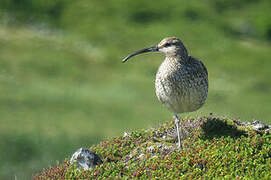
34, 115, 271, 179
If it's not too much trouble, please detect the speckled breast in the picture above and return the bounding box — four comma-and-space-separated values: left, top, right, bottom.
155, 56, 208, 114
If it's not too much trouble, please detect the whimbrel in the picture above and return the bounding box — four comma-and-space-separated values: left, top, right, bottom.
122, 37, 208, 148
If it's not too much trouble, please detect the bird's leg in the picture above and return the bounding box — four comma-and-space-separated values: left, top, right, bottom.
174, 114, 182, 149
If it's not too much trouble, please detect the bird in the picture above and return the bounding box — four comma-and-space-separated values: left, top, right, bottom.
122, 37, 208, 149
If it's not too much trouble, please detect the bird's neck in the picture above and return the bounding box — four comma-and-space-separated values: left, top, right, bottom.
165, 54, 189, 64
164, 48, 189, 63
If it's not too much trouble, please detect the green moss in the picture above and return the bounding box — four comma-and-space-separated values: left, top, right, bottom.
34, 115, 271, 179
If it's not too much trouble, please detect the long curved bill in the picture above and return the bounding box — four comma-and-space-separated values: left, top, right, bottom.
122, 45, 158, 63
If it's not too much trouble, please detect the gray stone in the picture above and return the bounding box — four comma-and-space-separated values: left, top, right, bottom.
233, 119, 270, 134
251, 120, 268, 131
70, 148, 102, 170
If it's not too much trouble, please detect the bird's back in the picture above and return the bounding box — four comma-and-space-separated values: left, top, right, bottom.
155, 56, 208, 114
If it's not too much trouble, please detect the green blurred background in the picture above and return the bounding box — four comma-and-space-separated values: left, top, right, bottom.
0, 0, 270, 179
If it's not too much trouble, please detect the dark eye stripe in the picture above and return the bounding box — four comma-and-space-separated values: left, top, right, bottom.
164, 42, 178, 47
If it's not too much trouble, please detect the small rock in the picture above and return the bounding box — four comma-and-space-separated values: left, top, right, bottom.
138, 153, 145, 160
233, 119, 271, 133
70, 148, 102, 170
251, 120, 268, 131
123, 131, 131, 137
147, 146, 155, 152
243, 121, 251, 126
161, 144, 170, 151
233, 119, 251, 127
157, 144, 163, 149
265, 129, 271, 134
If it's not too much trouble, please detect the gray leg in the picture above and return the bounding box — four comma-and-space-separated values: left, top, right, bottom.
174, 114, 182, 149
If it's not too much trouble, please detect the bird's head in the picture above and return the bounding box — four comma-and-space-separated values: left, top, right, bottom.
122, 37, 188, 63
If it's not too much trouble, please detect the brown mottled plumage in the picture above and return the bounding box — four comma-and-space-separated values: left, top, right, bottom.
122, 37, 208, 149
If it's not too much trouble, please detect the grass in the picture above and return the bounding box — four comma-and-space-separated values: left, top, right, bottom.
33, 115, 271, 179
0, 0, 270, 178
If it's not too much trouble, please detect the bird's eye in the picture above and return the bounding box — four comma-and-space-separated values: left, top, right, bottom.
164, 43, 170, 47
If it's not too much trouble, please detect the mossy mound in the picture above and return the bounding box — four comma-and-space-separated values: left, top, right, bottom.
34, 115, 271, 179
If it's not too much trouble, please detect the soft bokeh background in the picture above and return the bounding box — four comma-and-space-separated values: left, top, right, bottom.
0, 0, 270, 179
